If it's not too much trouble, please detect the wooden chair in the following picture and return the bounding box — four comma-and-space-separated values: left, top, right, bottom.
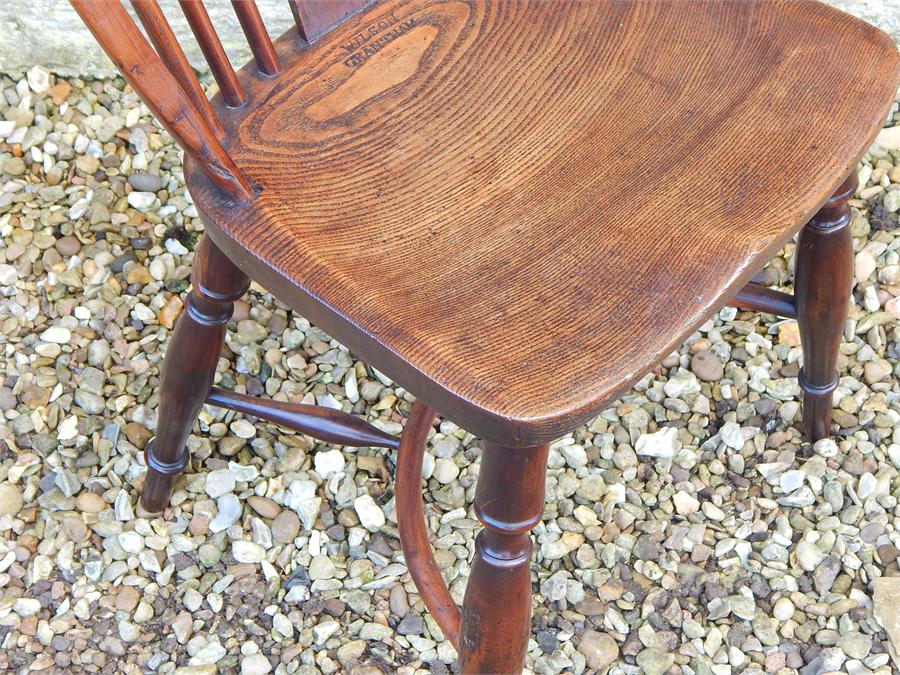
71, 1, 899, 672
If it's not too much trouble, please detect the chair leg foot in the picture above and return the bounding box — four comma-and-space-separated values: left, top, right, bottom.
139, 236, 248, 513
459, 441, 549, 674
795, 174, 856, 442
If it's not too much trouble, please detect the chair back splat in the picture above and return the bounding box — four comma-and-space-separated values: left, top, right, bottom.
289, 0, 371, 43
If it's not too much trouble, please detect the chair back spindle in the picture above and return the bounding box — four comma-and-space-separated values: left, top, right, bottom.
71, 0, 374, 199
177, 0, 246, 106
231, 1, 281, 76
70, 0, 251, 200
130, 0, 226, 140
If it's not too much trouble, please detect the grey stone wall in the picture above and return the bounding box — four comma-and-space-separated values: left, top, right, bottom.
0, 0, 898, 77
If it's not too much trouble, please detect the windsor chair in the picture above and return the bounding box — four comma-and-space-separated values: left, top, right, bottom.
70, 0, 900, 672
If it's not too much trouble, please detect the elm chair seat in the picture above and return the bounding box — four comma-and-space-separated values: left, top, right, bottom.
187, 0, 898, 446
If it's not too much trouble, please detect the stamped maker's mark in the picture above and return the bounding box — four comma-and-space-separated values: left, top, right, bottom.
341, 13, 419, 68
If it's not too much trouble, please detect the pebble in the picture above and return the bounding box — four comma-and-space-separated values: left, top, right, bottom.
210, 494, 242, 533
663, 370, 701, 397
271, 510, 300, 545
232, 541, 266, 564
690, 350, 724, 381
672, 490, 699, 515
27, 65, 50, 93
354, 494, 385, 531
241, 653, 271, 675
309, 555, 336, 580
635, 426, 680, 459
577, 631, 618, 670
247, 496, 281, 519
39, 326, 71, 344
205, 469, 236, 499
55, 235, 81, 256
75, 492, 106, 514
0, 483, 23, 516
636, 648, 675, 675
314, 449, 346, 479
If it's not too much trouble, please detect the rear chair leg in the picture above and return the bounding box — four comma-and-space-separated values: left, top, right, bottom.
141, 236, 249, 513
459, 440, 549, 674
795, 173, 856, 441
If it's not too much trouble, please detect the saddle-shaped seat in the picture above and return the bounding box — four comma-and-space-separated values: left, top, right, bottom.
185, 0, 898, 444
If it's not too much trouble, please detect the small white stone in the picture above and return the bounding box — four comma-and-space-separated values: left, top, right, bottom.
229, 461, 259, 482
183, 588, 203, 612
354, 494, 385, 531
855, 251, 877, 283
190, 641, 227, 666
127, 191, 157, 211
313, 620, 341, 645
114, 490, 134, 521
210, 494, 242, 533
635, 427, 681, 459
272, 612, 294, 638
13, 598, 41, 616
314, 449, 346, 479
57, 415, 79, 441
796, 540, 826, 572
719, 422, 744, 450
773, 597, 795, 621
241, 653, 272, 675
230, 419, 257, 439
40, 326, 71, 344
27, 65, 51, 93
779, 470, 805, 493
118, 621, 141, 642
164, 238, 189, 255
309, 554, 336, 580
0, 264, 18, 285
672, 491, 700, 515
205, 468, 236, 499
117, 531, 144, 554
232, 540, 266, 564
663, 370, 701, 398
559, 444, 588, 469
857, 472, 877, 500
432, 458, 460, 484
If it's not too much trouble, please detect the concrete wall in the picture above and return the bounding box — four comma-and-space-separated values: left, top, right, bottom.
1, 1, 898, 77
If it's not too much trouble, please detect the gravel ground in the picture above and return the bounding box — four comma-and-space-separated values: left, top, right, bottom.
0, 67, 899, 675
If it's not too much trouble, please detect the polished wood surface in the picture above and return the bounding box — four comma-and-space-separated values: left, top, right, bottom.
142, 237, 249, 513
206, 386, 399, 449
796, 174, 856, 440
395, 402, 462, 648
460, 439, 549, 673
728, 283, 797, 319
185, 0, 900, 446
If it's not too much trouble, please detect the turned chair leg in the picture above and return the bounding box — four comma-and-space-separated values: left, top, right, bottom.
795, 173, 856, 441
141, 236, 249, 512
459, 440, 549, 674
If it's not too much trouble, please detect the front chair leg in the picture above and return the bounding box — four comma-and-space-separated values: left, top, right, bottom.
141, 236, 249, 513
795, 173, 856, 441
459, 440, 549, 674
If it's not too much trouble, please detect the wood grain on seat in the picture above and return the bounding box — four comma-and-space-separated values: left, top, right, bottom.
185, 0, 900, 446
